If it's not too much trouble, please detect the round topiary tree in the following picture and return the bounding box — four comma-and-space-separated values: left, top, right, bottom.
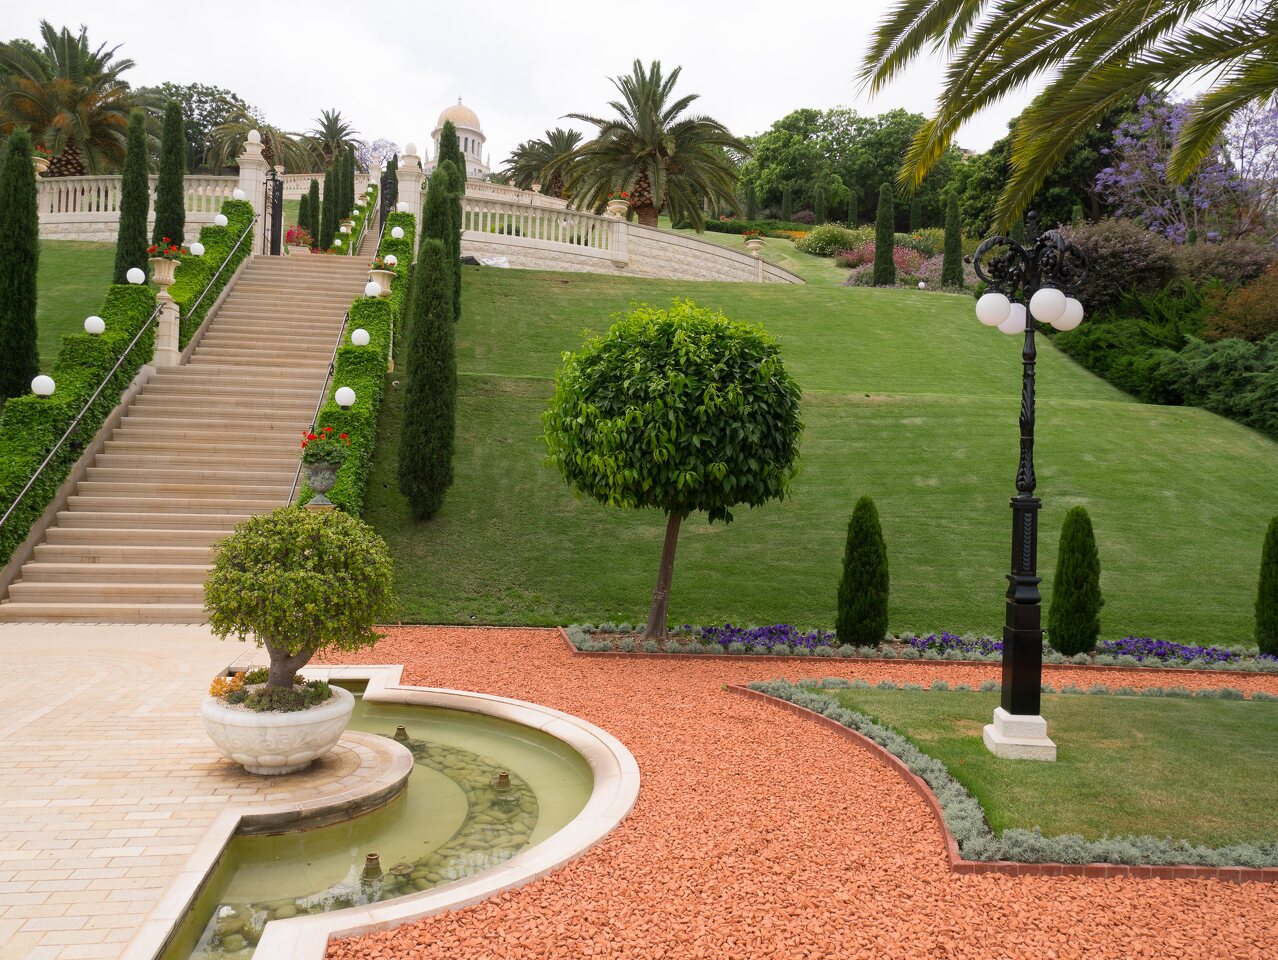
205, 508, 394, 689
1256, 516, 1278, 655
836, 496, 889, 647
543, 299, 803, 640
1047, 505, 1103, 655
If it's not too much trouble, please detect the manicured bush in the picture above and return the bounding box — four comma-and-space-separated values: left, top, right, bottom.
319, 166, 337, 251
206, 507, 393, 689
836, 496, 889, 647
687, 218, 813, 238
0, 129, 39, 399
169, 199, 254, 347
941, 193, 964, 289
1204, 261, 1278, 341
152, 101, 186, 247
0, 284, 157, 565
1156, 334, 1278, 439
397, 237, 456, 519
836, 243, 925, 274
873, 182, 896, 286
1256, 516, 1278, 656
1175, 239, 1272, 288
813, 184, 827, 225
113, 110, 150, 284
795, 224, 861, 257
1060, 219, 1177, 315
1048, 506, 1103, 655
307, 178, 321, 246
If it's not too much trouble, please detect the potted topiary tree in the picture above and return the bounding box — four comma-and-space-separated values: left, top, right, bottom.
201, 507, 394, 775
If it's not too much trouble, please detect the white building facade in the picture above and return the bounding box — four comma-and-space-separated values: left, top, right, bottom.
423, 99, 490, 180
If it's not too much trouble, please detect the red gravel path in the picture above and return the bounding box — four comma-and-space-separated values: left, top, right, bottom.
322, 627, 1278, 960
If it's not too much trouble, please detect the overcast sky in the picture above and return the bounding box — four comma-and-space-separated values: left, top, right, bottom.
17, 0, 1044, 167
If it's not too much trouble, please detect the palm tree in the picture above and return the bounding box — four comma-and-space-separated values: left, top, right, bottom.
305, 109, 362, 168
206, 110, 311, 173
861, 1, 1278, 230
0, 22, 134, 176
503, 127, 581, 197
566, 60, 747, 228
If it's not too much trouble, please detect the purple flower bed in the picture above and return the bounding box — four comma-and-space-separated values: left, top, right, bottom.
1099, 636, 1278, 664
908, 631, 1004, 657
679, 623, 836, 650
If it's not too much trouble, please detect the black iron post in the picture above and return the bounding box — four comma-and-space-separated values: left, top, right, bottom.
969, 214, 1088, 717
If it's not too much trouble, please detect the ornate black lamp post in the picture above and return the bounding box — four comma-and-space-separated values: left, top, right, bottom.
968, 214, 1088, 761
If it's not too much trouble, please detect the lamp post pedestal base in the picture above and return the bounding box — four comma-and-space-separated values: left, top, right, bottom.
983, 707, 1056, 761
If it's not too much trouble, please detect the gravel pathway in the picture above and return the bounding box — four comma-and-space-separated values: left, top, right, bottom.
322, 627, 1278, 960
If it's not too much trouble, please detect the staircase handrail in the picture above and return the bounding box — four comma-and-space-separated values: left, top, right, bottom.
288, 309, 350, 504
0, 214, 261, 533
369, 201, 395, 370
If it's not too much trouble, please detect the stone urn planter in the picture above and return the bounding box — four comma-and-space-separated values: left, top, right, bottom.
305, 460, 340, 507
148, 257, 180, 287
32, 155, 49, 176
606, 199, 630, 218
202, 684, 355, 775
369, 269, 396, 297
745, 238, 765, 257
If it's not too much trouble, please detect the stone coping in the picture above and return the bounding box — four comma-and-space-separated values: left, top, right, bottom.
728, 684, 1278, 884
132, 665, 641, 960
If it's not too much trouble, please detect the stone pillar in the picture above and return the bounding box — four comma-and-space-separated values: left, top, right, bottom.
607, 210, 629, 268
235, 130, 268, 211
153, 290, 180, 367
397, 143, 425, 218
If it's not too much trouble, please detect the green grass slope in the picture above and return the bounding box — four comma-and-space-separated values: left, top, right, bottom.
365, 268, 1278, 645
36, 240, 116, 367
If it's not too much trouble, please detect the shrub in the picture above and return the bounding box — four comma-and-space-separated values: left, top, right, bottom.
307, 178, 321, 245
1155, 334, 1278, 438
791, 209, 816, 225
1047, 506, 1103, 655
781, 184, 793, 222
206, 508, 394, 690
795, 224, 860, 257
836, 496, 890, 647
152, 101, 186, 246
836, 244, 924, 274
0, 129, 39, 400
113, 110, 150, 284
873, 182, 896, 286
1060, 219, 1177, 315
1257, 516, 1278, 656
1175, 238, 1273, 288
319, 165, 337, 251
941, 194, 963, 289
168, 199, 255, 348
1204, 261, 1278, 341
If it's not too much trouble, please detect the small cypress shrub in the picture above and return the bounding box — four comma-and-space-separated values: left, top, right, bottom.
152, 101, 186, 246
307, 178, 321, 242
781, 184, 793, 222
319, 166, 337, 250
872, 181, 896, 286
1256, 516, 1278, 655
846, 188, 859, 226
908, 196, 922, 231
836, 496, 889, 647
1047, 506, 1103, 655
113, 109, 150, 284
438, 120, 466, 184
396, 237, 456, 519
941, 193, 964, 289
745, 182, 758, 220
0, 129, 39, 398
813, 184, 827, 224
346, 145, 357, 217
298, 193, 310, 238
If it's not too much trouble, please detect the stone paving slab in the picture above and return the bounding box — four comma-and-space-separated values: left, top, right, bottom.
0, 624, 408, 960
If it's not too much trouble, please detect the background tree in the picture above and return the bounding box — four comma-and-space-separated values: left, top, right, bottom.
345, 145, 356, 217
152, 101, 185, 246
566, 59, 747, 229
1256, 516, 1278, 655
836, 496, 890, 647
941, 192, 963, 288
0, 129, 39, 399
846, 186, 859, 225
397, 237, 457, 520
873, 181, 896, 286
813, 183, 827, 224
0, 22, 133, 176
307, 178, 321, 244
503, 127, 581, 196
319, 166, 337, 250
356, 137, 399, 173
305, 108, 361, 167
113, 109, 149, 284
908, 195, 922, 231
543, 299, 803, 640
422, 159, 460, 319
134, 81, 252, 172
744, 181, 759, 220
384, 153, 398, 206
1071, 203, 1085, 227
439, 119, 467, 184
207, 111, 309, 172
780, 184, 793, 221
1047, 506, 1103, 655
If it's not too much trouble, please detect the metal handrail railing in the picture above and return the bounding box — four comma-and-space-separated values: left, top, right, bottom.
0, 213, 261, 533
369, 197, 395, 371
287, 309, 350, 504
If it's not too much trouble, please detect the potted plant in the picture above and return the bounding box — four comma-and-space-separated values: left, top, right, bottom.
743, 229, 766, 256
202, 508, 394, 775
300, 426, 350, 507
606, 191, 631, 218
147, 238, 188, 287
285, 225, 313, 255
32, 144, 51, 176
369, 256, 396, 297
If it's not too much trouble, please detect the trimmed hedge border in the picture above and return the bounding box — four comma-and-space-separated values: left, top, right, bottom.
562, 625, 1278, 678
169, 199, 255, 349
296, 211, 412, 514
735, 680, 1278, 878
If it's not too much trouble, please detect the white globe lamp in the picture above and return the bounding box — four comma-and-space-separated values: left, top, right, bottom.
396, 201, 408, 213
1029, 287, 1067, 326
334, 386, 356, 409
351, 328, 371, 347
188, 241, 205, 257
975, 291, 1011, 327
998, 302, 1027, 335
84, 315, 105, 336
334, 238, 342, 247
214, 213, 228, 227
232, 188, 246, 201
125, 267, 146, 285
391, 226, 404, 239
384, 254, 398, 267
918, 281, 927, 290
1053, 297, 1085, 332
364, 280, 381, 298
339, 225, 350, 234
31, 375, 55, 397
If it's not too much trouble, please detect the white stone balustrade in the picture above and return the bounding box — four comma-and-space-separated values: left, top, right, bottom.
464, 180, 570, 208
36, 175, 240, 241
460, 197, 623, 261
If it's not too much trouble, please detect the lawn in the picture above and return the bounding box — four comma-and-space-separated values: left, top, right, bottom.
36, 240, 116, 367
815, 686, 1278, 847
661, 220, 848, 286
363, 267, 1278, 645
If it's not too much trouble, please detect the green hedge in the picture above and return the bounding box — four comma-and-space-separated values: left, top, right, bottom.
0, 284, 158, 564
170, 199, 255, 348
297, 213, 414, 514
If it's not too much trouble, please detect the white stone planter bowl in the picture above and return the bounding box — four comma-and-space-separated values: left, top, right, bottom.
201, 684, 355, 775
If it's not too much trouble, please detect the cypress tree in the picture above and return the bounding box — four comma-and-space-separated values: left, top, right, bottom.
846, 187, 859, 226
941, 193, 964, 289
744, 182, 758, 221
1047, 506, 1103, 655
1256, 517, 1278, 655
396, 237, 456, 519
346, 145, 356, 217
813, 184, 827, 224
780, 184, 793, 222
438, 120, 465, 184
152, 101, 186, 246
872, 181, 896, 286
836, 496, 890, 647
113, 109, 150, 284
908, 195, 922, 231
297, 193, 311, 241
423, 159, 461, 321
442, 160, 463, 322
385, 154, 398, 206
0, 129, 40, 399
1071, 203, 1085, 227
319, 165, 337, 250
307, 178, 321, 243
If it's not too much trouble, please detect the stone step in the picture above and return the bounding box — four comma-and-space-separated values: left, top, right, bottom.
119, 416, 308, 434
109, 428, 300, 447
65, 495, 281, 514
55, 511, 251, 530
44, 526, 235, 546
192, 345, 334, 361
18, 562, 211, 583
0, 602, 208, 623
148, 367, 322, 385
198, 331, 341, 349
85, 465, 295, 484
7, 581, 205, 602
94, 451, 299, 469
186, 352, 331, 369
76, 480, 291, 498
33, 543, 214, 563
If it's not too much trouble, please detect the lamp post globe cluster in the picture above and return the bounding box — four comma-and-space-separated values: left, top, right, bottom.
967, 213, 1089, 762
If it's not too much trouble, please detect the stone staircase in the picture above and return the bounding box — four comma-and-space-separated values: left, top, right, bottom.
0, 254, 373, 623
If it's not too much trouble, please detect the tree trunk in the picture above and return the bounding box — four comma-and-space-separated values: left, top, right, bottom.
264, 641, 314, 689
635, 203, 659, 228
641, 512, 683, 641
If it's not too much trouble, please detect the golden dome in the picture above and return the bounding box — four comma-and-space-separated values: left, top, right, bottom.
436, 99, 481, 132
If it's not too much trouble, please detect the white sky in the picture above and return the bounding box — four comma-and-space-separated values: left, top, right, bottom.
14, 0, 1043, 167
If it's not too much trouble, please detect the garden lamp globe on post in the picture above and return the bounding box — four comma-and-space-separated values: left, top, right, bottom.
967, 213, 1088, 762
